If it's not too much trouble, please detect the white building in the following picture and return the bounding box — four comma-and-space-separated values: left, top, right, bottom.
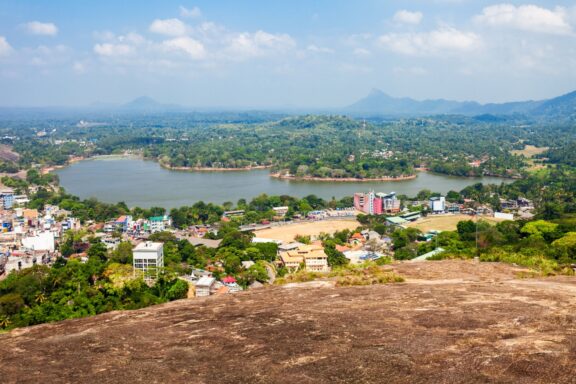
22, 231, 55, 253
133, 242, 164, 281
429, 196, 446, 213
195, 276, 216, 297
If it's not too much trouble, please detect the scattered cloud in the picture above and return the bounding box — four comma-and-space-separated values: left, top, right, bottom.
379, 26, 481, 56
149, 18, 188, 36
226, 31, 295, 59
24, 21, 58, 36
180, 6, 202, 19
393, 10, 423, 25
0, 36, 12, 56
93, 43, 133, 57
162, 36, 206, 59
474, 4, 572, 35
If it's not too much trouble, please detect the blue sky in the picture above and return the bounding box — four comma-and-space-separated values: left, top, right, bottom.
0, 0, 575, 107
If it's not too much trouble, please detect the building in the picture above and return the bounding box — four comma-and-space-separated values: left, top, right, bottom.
0, 188, 15, 209
148, 215, 172, 233
115, 215, 133, 232
429, 196, 446, 213
354, 191, 401, 215
133, 242, 164, 281
279, 244, 330, 272
195, 276, 216, 297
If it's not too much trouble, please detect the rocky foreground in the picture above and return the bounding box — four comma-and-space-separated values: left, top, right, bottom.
1, 261, 576, 384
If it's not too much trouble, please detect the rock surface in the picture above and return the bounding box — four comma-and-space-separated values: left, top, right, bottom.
1, 261, 576, 384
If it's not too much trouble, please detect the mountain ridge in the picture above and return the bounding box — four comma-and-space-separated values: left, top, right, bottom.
346, 88, 574, 117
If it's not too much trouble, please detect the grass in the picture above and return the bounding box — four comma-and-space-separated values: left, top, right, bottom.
511, 145, 549, 158
479, 251, 569, 276
330, 262, 405, 287
406, 215, 506, 232
274, 261, 405, 286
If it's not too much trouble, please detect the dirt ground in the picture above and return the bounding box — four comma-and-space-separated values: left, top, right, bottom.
406, 214, 506, 232
255, 219, 360, 242
1, 260, 576, 384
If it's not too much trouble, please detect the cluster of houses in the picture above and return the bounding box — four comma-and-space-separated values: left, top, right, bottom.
0, 199, 81, 275
103, 215, 173, 235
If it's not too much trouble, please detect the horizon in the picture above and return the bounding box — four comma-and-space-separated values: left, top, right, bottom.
1, 1, 576, 107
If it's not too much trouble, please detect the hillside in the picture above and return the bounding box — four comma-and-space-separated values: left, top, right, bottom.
1, 260, 575, 383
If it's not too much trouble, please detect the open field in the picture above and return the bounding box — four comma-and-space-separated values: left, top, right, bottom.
406, 214, 507, 232
1, 260, 576, 383
511, 144, 549, 158
255, 219, 360, 242
512, 145, 549, 172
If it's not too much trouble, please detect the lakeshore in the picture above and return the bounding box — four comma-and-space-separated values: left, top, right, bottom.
270, 172, 417, 182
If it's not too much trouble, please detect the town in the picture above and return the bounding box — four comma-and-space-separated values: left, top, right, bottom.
0, 181, 538, 300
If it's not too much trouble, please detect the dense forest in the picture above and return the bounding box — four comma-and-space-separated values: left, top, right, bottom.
1, 112, 573, 179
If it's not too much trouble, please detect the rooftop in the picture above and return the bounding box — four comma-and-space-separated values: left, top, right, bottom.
133, 242, 163, 252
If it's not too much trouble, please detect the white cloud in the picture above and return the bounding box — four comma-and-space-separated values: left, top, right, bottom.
0, 36, 13, 56
162, 37, 206, 59
393, 10, 423, 25
149, 18, 188, 36
475, 4, 572, 35
379, 27, 481, 56
180, 6, 202, 19
93, 43, 133, 57
72, 61, 86, 74
227, 30, 295, 58
24, 21, 58, 36
306, 44, 333, 54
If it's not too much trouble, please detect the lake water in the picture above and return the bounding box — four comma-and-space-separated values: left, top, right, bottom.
55, 157, 513, 209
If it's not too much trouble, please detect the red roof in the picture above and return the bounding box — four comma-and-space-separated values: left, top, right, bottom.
350, 233, 364, 240
116, 216, 127, 223
222, 276, 236, 283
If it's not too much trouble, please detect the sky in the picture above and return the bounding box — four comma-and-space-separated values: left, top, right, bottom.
0, 0, 575, 108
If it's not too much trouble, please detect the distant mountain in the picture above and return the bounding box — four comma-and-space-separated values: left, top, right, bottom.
345, 88, 575, 118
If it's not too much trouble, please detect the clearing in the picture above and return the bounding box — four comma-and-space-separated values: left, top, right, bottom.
406, 214, 506, 232
511, 144, 549, 158
511, 145, 549, 172
1, 260, 575, 383
255, 219, 360, 242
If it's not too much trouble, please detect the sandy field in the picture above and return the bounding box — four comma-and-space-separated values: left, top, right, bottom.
255, 219, 360, 242
406, 214, 507, 232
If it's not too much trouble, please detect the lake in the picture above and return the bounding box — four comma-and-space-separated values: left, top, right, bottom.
55, 157, 513, 209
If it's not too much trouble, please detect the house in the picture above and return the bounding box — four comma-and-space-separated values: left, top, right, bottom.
349, 232, 365, 246
195, 276, 216, 297
272, 206, 289, 217
133, 241, 164, 282
279, 244, 330, 272
115, 215, 133, 232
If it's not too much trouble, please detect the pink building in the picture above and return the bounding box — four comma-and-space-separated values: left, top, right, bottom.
354, 191, 400, 215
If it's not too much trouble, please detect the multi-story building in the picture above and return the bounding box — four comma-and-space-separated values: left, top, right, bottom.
354, 191, 401, 215
148, 215, 172, 233
133, 242, 164, 282
429, 196, 446, 213
0, 188, 14, 209
279, 244, 330, 272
